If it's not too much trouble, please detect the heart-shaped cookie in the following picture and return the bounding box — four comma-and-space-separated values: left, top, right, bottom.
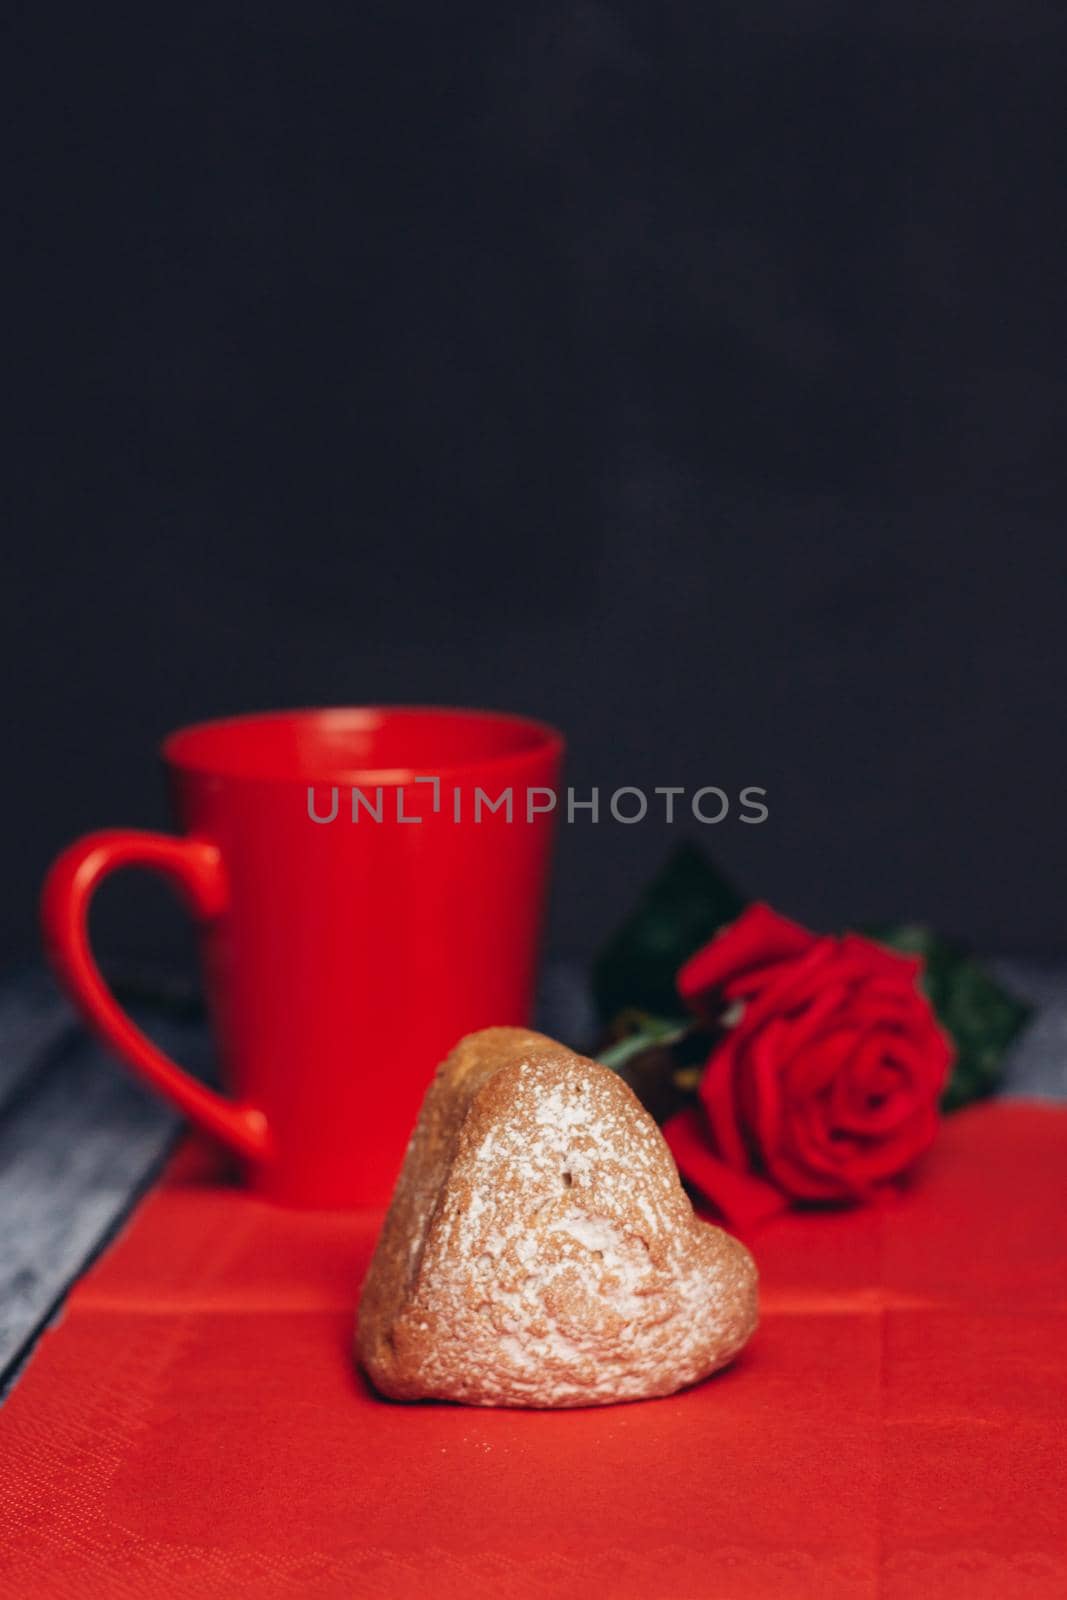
357, 1027, 758, 1408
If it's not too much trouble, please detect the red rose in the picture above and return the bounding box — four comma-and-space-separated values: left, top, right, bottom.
663, 904, 953, 1226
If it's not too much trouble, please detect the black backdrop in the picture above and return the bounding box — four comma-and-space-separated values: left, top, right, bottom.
8, 7, 1067, 969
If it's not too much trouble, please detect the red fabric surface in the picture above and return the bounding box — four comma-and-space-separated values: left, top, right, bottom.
2, 1102, 1065, 1599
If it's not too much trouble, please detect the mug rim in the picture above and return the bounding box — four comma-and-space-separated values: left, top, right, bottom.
162, 705, 564, 787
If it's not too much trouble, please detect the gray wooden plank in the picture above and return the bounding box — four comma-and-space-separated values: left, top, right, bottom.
0, 992, 214, 1395
0, 969, 77, 1114
990, 958, 1067, 1102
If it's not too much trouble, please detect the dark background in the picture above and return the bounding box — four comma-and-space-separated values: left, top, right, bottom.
8, 6, 1067, 971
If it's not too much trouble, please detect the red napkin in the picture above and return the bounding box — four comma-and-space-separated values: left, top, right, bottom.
2, 1103, 1065, 1599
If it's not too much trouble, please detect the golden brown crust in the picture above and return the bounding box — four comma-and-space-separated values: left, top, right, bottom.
357, 1027, 758, 1408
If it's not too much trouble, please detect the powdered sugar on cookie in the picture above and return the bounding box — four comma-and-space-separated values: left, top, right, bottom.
357, 1028, 758, 1408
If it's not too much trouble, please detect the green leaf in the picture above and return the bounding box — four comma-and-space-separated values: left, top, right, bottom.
866, 924, 1033, 1110
592, 842, 746, 1023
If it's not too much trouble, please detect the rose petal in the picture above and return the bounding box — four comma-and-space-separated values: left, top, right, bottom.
830, 1077, 897, 1137
763, 1109, 860, 1200
736, 1022, 788, 1163
826, 1103, 940, 1186
678, 902, 816, 1013
782, 1024, 862, 1098
830, 1038, 920, 1135
697, 1038, 751, 1172
727, 939, 840, 1033
838, 932, 923, 983
740, 1029, 859, 1200
663, 1104, 788, 1226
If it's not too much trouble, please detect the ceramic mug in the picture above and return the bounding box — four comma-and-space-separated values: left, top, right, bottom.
41, 707, 563, 1207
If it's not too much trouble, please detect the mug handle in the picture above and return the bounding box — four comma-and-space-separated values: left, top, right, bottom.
41, 829, 271, 1162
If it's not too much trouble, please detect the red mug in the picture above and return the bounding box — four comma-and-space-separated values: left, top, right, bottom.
41, 707, 563, 1207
